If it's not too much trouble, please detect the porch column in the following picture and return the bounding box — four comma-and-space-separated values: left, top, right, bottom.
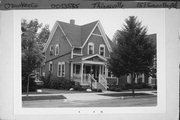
105, 65, 108, 77
80, 63, 84, 84
142, 74, 145, 83
70, 62, 73, 79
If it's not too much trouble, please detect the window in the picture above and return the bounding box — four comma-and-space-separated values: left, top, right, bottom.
73, 64, 80, 74
99, 44, 105, 56
88, 42, 94, 55
49, 61, 53, 72
62, 63, 65, 77
57, 62, 65, 77
55, 44, 59, 56
50, 45, 53, 55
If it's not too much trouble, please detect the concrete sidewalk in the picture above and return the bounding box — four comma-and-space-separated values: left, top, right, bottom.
22, 89, 157, 102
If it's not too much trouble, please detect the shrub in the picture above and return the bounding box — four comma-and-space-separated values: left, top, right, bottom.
107, 84, 122, 92
73, 83, 84, 91
42, 76, 75, 90
92, 89, 102, 92
141, 83, 151, 89
124, 83, 131, 90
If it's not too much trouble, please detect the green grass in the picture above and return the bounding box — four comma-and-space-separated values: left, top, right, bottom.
22, 95, 66, 101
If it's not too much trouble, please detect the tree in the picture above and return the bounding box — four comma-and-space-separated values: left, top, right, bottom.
108, 16, 156, 95
37, 24, 50, 51
21, 19, 50, 92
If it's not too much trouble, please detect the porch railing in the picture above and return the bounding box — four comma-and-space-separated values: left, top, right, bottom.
99, 74, 108, 90
88, 74, 97, 89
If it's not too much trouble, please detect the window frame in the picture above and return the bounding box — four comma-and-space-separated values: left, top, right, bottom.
50, 45, 53, 55
55, 44, 59, 56
57, 62, 65, 77
99, 44, 105, 57
49, 61, 53, 73
87, 42, 94, 55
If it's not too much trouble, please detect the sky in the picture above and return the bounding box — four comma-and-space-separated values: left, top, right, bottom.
20, 9, 165, 40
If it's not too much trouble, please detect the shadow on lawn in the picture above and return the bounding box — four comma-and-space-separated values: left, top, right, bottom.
99, 93, 154, 97
22, 95, 66, 101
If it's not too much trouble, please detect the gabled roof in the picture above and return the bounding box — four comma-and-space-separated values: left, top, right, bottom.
57, 20, 99, 47
57, 21, 82, 47
81, 21, 99, 46
43, 20, 113, 52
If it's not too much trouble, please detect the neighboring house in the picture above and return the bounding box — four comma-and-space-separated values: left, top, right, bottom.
42, 20, 117, 90
113, 31, 157, 86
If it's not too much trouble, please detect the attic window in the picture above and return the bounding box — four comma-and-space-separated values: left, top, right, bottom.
99, 44, 105, 57
88, 42, 94, 55
55, 44, 59, 56
50, 45, 53, 55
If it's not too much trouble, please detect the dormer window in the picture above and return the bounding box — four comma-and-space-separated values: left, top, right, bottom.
50, 45, 53, 55
99, 44, 105, 57
55, 44, 59, 56
88, 42, 94, 55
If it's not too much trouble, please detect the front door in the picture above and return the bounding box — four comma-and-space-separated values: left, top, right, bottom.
84, 65, 99, 82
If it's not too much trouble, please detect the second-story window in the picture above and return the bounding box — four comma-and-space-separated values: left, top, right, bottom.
55, 44, 59, 56
50, 45, 53, 55
99, 44, 105, 57
88, 42, 94, 55
49, 61, 53, 73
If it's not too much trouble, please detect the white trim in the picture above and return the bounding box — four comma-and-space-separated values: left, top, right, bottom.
43, 21, 72, 53
73, 53, 83, 56
82, 54, 107, 61
71, 47, 74, 59
62, 62, 65, 77
49, 45, 53, 55
49, 61, 53, 72
82, 21, 99, 48
82, 21, 112, 53
98, 21, 112, 52
82, 61, 105, 65
55, 44, 59, 56
92, 33, 102, 37
99, 44, 105, 57
57, 23, 72, 47
57, 62, 65, 77
43, 23, 57, 53
57, 62, 61, 77
87, 42, 94, 55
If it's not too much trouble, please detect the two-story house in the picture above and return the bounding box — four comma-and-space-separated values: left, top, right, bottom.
42, 20, 116, 90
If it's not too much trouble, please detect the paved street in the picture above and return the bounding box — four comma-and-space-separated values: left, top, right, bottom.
23, 96, 156, 107
22, 90, 157, 107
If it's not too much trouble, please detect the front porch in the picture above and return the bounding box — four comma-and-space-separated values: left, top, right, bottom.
70, 54, 117, 90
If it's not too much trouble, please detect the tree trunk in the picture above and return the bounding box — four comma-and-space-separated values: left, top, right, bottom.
131, 73, 136, 96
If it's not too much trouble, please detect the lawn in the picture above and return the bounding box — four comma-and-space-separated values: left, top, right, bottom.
22, 95, 66, 101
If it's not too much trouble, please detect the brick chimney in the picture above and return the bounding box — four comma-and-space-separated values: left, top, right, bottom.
70, 19, 75, 25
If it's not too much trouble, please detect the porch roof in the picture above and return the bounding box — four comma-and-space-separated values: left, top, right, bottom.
70, 54, 107, 63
